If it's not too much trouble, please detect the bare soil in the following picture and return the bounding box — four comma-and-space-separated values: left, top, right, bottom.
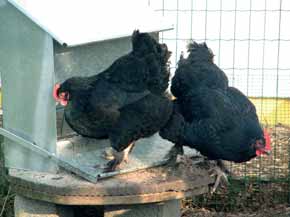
182, 205, 290, 217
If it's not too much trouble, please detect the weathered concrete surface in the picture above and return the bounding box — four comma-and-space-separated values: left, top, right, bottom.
14, 195, 74, 217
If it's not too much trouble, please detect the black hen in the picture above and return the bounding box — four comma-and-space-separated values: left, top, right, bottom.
160, 86, 271, 193
161, 41, 270, 162
160, 41, 271, 192
53, 30, 172, 172
171, 42, 228, 98
161, 87, 270, 163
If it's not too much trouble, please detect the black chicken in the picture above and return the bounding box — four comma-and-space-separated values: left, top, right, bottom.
160, 41, 271, 192
53, 30, 172, 172
161, 87, 271, 161
171, 42, 229, 98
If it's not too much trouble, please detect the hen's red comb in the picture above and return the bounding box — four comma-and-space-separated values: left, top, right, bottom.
53, 83, 60, 101
263, 129, 271, 151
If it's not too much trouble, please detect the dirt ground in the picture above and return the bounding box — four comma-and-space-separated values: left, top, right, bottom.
182, 205, 290, 217
1, 196, 290, 217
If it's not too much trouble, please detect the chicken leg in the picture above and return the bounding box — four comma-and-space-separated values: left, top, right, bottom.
216, 159, 232, 175
209, 160, 229, 194
164, 144, 184, 166
104, 142, 135, 172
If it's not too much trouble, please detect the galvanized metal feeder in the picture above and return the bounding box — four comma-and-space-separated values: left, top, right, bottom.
0, 0, 213, 216
0, 0, 176, 181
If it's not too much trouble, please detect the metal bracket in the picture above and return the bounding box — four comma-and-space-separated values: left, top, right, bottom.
0, 127, 57, 160
0, 127, 199, 183
0, 127, 99, 182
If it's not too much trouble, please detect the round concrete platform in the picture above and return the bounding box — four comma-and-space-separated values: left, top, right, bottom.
8, 162, 214, 206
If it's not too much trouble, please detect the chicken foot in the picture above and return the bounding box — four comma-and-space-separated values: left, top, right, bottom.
209, 161, 229, 194
103, 142, 135, 172
102, 147, 115, 160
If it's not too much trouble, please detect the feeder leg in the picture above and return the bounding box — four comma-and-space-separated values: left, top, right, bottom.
14, 195, 74, 217
104, 199, 181, 217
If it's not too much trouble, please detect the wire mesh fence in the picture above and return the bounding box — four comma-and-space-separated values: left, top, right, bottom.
149, 0, 290, 210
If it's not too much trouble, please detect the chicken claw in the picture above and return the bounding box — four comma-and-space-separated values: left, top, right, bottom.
103, 143, 135, 172
102, 147, 115, 160
104, 158, 121, 172
209, 165, 229, 194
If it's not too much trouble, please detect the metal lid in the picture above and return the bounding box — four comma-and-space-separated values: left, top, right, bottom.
9, 0, 173, 47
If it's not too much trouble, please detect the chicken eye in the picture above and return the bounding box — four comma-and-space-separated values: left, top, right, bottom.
64, 92, 70, 100
59, 92, 69, 101
254, 139, 265, 149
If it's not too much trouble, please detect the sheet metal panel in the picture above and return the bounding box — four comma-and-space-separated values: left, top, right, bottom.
8, 0, 173, 47
54, 33, 158, 83
57, 134, 198, 183
0, 0, 57, 172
